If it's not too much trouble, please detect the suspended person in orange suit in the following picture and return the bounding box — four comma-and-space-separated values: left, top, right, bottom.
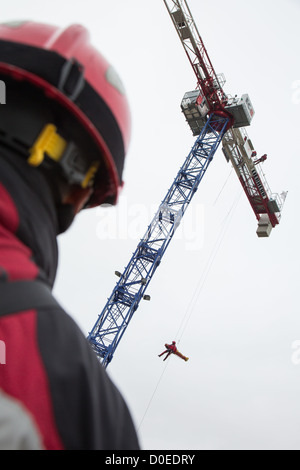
158, 341, 189, 362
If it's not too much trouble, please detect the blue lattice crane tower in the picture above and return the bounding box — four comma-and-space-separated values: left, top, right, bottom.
88, 114, 229, 367
88, 0, 284, 367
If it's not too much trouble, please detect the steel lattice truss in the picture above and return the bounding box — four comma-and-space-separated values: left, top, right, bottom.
222, 128, 282, 227
88, 114, 229, 367
163, 0, 227, 110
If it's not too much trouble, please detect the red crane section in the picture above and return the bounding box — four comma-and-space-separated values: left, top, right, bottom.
163, 0, 228, 113
222, 127, 284, 234
163, 0, 285, 237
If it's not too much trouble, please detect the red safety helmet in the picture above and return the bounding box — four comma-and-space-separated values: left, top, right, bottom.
0, 20, 131, 207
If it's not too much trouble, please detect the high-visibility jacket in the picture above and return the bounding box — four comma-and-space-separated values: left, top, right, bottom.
0, 147, 139, 450
165, 342, 177, 353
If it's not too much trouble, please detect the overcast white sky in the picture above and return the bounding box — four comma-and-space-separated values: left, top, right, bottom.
3, 0, 300, 450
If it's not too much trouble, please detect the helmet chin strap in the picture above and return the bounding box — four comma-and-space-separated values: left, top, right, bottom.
56, 187, 93, 234
62, 186, 93, 214
29, 124, 100, 190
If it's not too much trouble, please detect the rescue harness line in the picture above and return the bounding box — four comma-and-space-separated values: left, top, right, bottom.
137, 189, 242, 433
137, 360, 169, 432
174, 188, 243, 344
213, 167, 234, 206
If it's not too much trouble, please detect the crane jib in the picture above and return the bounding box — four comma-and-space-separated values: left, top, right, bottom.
87, 114, 229, 367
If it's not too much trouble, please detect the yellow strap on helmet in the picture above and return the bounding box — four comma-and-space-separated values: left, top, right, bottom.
28, 124, 99, 188
81, 161, 100, 188
28, 124, 67, 166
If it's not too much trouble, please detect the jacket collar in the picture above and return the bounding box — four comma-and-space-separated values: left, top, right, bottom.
0, 147, 58, 287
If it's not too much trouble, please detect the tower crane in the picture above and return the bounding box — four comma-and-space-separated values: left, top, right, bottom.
164, 0, 285, 234
87, 0, 285, 367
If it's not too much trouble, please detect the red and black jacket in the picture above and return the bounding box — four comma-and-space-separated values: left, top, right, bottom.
0, 147, 139, 450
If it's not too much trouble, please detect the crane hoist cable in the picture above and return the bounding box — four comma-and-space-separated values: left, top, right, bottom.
137, 190, 242, 431
174, 188, 243, 343
213, 167, 234, 206
137, 360, 169, 432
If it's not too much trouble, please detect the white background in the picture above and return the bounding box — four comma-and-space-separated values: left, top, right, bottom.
3, 0, 300, 450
